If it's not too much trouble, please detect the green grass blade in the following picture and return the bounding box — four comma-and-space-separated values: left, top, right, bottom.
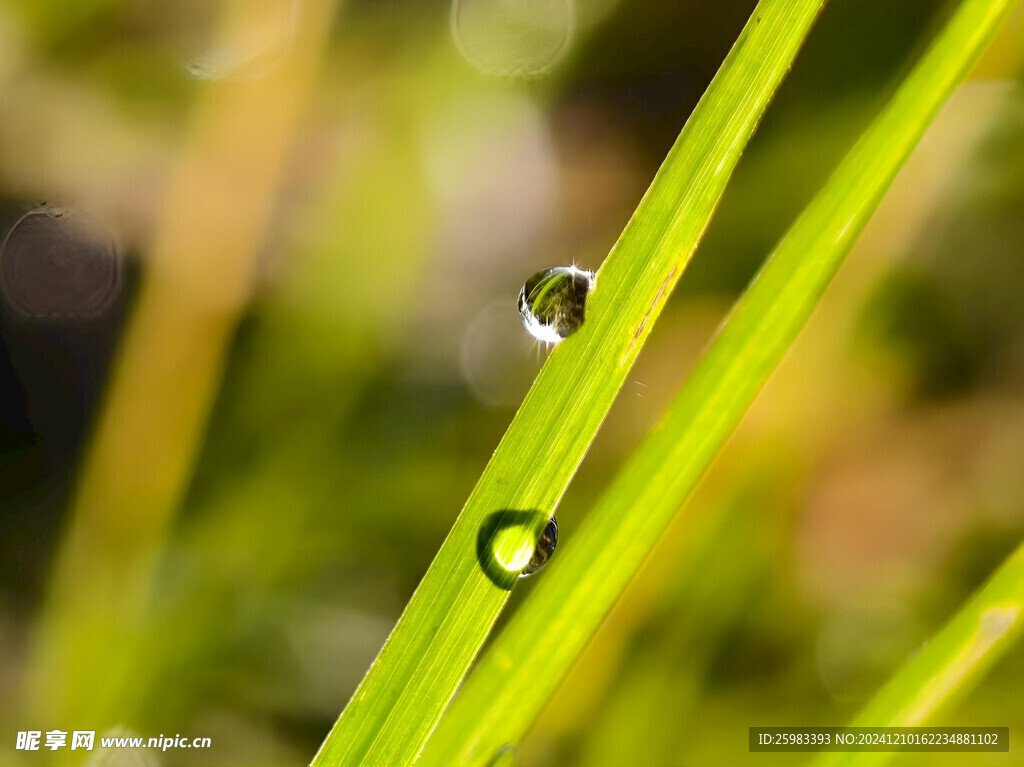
813, 540, 1024, 767
419, 1, 1018, 764
311, 1, 825, 763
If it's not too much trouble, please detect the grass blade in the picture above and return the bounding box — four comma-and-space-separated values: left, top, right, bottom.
311, 1, 825, 763
813, 539, 1024, 767
418, 1, 1019, 763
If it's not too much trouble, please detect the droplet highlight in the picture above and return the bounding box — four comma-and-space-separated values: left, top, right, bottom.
451, 0, 574, 77
518, 265, 594, 344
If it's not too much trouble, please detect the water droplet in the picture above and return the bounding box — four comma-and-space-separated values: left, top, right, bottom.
519, 516, 557, 577
477, 511, 558, 589
0, 208, 121, 320
518, 265, 594, 344
451, 0, 574, 77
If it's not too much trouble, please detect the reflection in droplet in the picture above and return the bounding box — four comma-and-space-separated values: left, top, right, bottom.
520, 516, 557, 577
0, 208, 121, 320
518, 265, 594, 344
451, 0, 574, 77
186, 0, 298, 81
477, 511, 558, 589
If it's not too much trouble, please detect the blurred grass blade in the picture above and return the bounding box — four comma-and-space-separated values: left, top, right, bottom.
419, 1, 1019, 764
311, 1, 826, 764
814, 540, 1024, 767
27, 0, 338, 728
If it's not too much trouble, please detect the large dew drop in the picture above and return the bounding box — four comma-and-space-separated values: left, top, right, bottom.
518, 265, 594, 344
451, 0, 574, 77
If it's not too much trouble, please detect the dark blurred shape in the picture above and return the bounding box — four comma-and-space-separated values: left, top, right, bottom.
0, 206, 132, 599
1, 207, 122, 320
858, 268, 985, 398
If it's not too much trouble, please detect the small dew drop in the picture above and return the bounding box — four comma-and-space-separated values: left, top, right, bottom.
520, 516, 557, 577
477, 511, 558, 589
518, 265, 594, 344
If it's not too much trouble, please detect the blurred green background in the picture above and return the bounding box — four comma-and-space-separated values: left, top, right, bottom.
1, 0, 1023, 764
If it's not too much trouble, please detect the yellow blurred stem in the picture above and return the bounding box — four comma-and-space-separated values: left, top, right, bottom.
27, 0, 338, 729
